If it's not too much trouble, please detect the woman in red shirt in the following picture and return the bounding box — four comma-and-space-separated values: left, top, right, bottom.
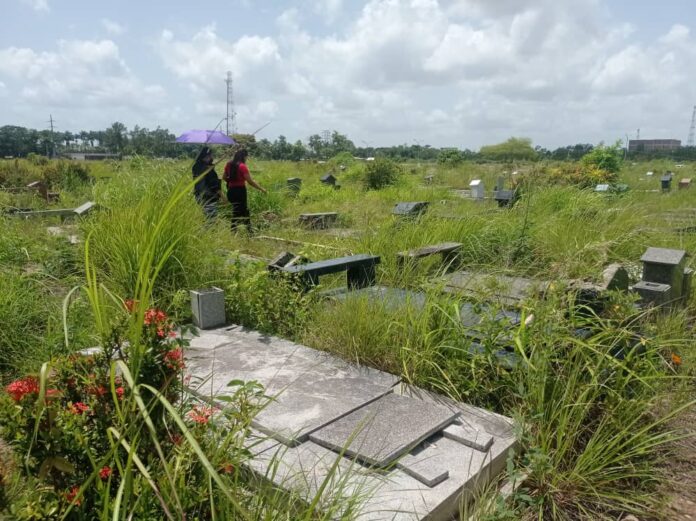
223, 149, 267, 232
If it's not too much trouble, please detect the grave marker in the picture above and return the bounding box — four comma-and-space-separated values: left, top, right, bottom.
286, 177, 302, 193
661, 174, 672, 192
298, 212, 338, 229
190, 287, 226, 329
595, 184, 610, 193
469, 179, 485, 200
679, 178, 691, 190
640, 247, 686, 299
392, 201, 429, 217
320, 173, 336, 186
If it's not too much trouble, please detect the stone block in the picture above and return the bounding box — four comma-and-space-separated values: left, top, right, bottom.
392, 201, 429, 217
469, 180, 485, 200
73, 201, 96, 216
633, 280, 672, 306
595, 184, 610, 192
320, 173, 337, 186
309, 393, 459, 467
601, 263, 629, 291
268, 251, 296, 270
299, 212, 338, 229
679, 178, 692, 190
286, 177, 302, 193
682, 268, 693, 301
190, 287, 226, 329
396, 440, 450, 487
442, 423, 494, 452
641, 247, 686, 299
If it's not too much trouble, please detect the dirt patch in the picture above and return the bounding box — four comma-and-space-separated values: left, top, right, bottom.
662, 403, 696, 520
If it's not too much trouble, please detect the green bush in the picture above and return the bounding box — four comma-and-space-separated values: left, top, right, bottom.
42, 161, 91, 191
224, 261, 313, 339
363, 158, 402, 190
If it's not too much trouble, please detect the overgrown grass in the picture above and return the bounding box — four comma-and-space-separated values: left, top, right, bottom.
1, 156, 696, 519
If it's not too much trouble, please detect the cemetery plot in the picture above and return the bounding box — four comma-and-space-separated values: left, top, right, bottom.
186, 327, 517, 520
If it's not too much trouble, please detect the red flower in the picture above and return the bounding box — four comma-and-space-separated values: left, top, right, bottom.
124, 299, 137, 312
220, 462, 235, 475
164, 348, 185, 371
65, 485, 81, 505
99, 466, 112, 480
186, 405, 217, 425
115, 386, 125, 399
45, 388, 60, 400
157, 328, 165, 338
6, 377, 39, 402
144, 308, 168, 326
69, 402, 90, 415
170, 433, 183, 446
88, 385, 107, 397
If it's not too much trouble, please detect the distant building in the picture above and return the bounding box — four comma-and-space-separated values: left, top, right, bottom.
63, 152, 120, 161
628, 139, 681, 153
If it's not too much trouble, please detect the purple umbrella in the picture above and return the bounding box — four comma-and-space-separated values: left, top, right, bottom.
175, 130, 236, 145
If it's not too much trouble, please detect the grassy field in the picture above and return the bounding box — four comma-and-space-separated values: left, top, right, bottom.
0, 154, 695, 519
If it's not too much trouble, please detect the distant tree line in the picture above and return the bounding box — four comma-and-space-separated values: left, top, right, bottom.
3, 122, 693, 163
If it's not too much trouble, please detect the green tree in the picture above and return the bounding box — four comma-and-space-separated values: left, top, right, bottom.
103, 122, 127, 153
480, 137, 538, 161
580, 141, 623, 174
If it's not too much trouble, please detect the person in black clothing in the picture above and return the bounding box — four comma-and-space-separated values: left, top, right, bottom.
192, 146, 222, 219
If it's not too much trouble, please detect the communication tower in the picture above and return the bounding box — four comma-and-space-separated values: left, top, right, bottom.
225, 71, 237, 136
688, 105, 696, 147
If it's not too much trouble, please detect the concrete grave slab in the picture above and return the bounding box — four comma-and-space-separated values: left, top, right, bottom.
443, 270, 550, 305
309, 393, 459, 467
185, 327, 518, 520
185, 326, 399, 445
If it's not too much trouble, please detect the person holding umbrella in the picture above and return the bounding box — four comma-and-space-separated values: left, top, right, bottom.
192, 146, 222, 219
223, 148, 267, 232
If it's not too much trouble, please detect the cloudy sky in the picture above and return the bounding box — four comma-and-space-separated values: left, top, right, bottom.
1, 0, 695, 148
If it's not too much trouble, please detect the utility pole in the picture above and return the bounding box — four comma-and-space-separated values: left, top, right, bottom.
48, 114, 56, 158
687, 105, 696, 147
225, 71, 236, 136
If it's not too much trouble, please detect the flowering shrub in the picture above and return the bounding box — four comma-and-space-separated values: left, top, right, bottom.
0, 301, 188, 518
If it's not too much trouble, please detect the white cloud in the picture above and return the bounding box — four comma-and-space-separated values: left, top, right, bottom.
0, 39, 165, 112
20, 0, 49, 12
314, 0, 343, 23
101, 19, 126, 36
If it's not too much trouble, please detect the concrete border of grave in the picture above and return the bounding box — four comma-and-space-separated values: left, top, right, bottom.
190, 287, 226, 329
299, 212, 338, 230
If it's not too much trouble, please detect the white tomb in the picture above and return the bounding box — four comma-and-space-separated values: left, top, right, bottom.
469, 179, 485, 200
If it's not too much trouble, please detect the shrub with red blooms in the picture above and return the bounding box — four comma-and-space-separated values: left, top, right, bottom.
0, 298, 190, 517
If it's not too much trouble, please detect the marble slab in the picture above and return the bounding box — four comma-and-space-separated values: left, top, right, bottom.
308, 393, 459, 467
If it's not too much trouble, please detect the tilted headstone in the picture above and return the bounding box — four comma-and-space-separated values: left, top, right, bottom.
286, 178, 302, 193
469, 179, 485, 200
424, 175, 434, 184
679, 178, 692, 190
392, 201, 429, 217
494, 189, 518, 208
320, 173, 336, 186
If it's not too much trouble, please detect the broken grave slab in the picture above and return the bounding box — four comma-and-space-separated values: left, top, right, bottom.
308, 393, 459, 467
185, 326, 399, 445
